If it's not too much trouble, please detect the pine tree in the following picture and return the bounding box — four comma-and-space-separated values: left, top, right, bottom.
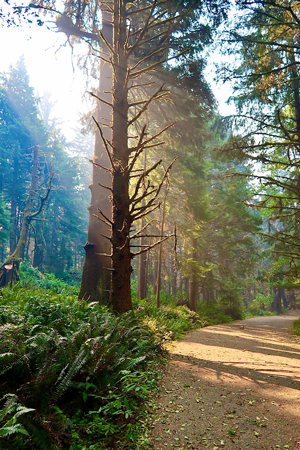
221, 0, 300, 283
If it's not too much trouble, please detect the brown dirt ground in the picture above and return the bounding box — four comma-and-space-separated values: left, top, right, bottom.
149, 311, 300, 450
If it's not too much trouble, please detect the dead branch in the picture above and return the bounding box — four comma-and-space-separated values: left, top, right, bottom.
128, 84, 168, 126
130, 159, 162, 204
31, 165, 54, 219
92, 117, 116, 171
130, 219, 156, 240
127, 0, 157, 55
90, 159, 112, 173
90, 92, 113, 108
131, 233, 174, 257
98, 182, 113, 192
96, 209, 113, 225
133, 203, 161, 221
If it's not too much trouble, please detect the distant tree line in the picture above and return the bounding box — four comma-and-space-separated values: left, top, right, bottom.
0, 57, 89, 276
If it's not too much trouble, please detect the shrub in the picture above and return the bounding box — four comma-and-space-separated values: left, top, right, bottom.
247, 293, 273, 317
18, 261, 79, 295
196, 301, 232, 325
132, 298, 207, 340
293, 318, 300, 336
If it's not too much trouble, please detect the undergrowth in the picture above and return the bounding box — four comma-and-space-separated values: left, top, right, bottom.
0, 279, 207, 449
133, 299, 207, 340
0, 287, 167, 449
293, 318, 300, 336
18, 261, 80, 296
1, 265, 276, 449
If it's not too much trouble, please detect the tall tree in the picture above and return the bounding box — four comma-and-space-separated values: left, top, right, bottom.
0, 60, 89, 273
0, 57, 48, 256
221, 0, 300, 285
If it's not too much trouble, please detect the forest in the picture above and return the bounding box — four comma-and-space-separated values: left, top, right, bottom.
0, 0, 300, 449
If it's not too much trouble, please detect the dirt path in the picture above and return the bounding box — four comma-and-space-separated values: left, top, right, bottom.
149, 311, 300, 450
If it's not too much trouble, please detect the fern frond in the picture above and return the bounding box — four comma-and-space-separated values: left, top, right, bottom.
54, 339, 94, 400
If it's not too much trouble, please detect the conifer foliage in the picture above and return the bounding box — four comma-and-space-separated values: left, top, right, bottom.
0, 58, 88, 276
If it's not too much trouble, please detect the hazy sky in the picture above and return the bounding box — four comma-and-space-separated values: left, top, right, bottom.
0, 17, 94, 139
0, 10, 235, 141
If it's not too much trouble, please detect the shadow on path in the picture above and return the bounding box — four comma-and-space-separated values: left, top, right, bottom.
150, 312, 300, 450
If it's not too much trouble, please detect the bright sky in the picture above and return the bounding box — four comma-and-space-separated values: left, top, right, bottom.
0, 10, 235, 141
0, 17, 94, 139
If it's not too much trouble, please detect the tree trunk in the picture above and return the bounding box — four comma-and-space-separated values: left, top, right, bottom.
137, 154, 147, 300
10, 145, 39, 261
9, 145, 19, 254
137, 221, 147, 300
79, 13, 113, 304
271, 287, 282, 314
156, 189, 167, 308
33, 217, 45, 269
189, 238, 197, 311
110, 0, 132, 313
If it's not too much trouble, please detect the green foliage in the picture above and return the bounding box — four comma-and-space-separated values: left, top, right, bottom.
0, 195, 9, 247
0, 286, 166, 449
196, 302, 232, 325
217, 281, 245, 321
132, 298, 207, 340
292, 318, 300, 336
0, 58, 89, 269
0, 394, 34, 439
18, 260, 80, 295
220, 0, 300, 281
246, 293, 273, 317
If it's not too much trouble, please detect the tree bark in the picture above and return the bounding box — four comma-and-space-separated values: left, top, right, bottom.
271, 287, 282, 314
10, 145, 39, 261
9, 145, 19, 254
110, 0, 132, 313
156, 189, 167, 308
78, 13, 113, 303
189, 238, 197, 311
137, 220, 147, 300
137, 154, 147, 300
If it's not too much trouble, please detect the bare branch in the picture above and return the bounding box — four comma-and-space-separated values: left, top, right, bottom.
98, 182, 113, 192
130, 219, 156, 240
133, 203, 161, 221
100, 234, 113, 242
130, 159, 162, 204
90, 92, 113, 108
96, 209, 113, 225
31, 166, 54, 218
129, 49, 189, 79
98, 30, 114, 55
91, 159, 112, 173
127, 0, 157, 56
128, 84, 169, 126
92, 117, 116, 171
131, 234, 174, 257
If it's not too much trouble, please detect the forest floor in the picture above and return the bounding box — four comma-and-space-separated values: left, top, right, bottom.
149, 311, 300, 450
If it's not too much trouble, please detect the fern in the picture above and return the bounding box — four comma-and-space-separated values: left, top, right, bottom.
0, 394, 34, 440
54, 338, 94, 400
0, 286, 166, 449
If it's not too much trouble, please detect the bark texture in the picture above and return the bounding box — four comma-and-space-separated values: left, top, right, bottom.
79, 16, 113, 303
10, 145, 39, 260
110, 0, 132, 313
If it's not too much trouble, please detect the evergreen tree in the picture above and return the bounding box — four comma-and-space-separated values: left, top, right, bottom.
221, 0, 300, 284
0, 59, 89, 273
0, 57, 47, 257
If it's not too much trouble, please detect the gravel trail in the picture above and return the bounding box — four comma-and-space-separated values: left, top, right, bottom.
150, 311, 300, 450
